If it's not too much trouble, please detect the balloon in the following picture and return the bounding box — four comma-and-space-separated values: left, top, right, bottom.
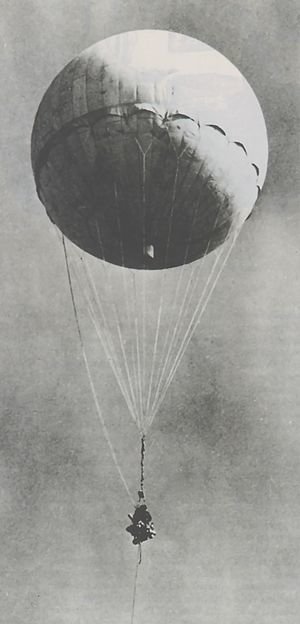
31, 31, 268, 435
31, 30, 268, 269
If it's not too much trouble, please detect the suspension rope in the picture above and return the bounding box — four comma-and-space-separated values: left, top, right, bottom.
150, 247, 231, 423
150, 232, 218, 418
95, 204, 136, 406
150, 155, 210, 411
62, 235, 135, 505
124, 270, 141, 425
83, 259, 138, 417
135, 137, 153, 429
135, 314, 144, 432
149, 223, 242, 424
132, 273, 145, 433
112, 180, 142, 420
150, 196, 240, 422
70, 256, 137, 423
94, 197, 140, 425
148, 143, 186, 415
128, 284, 142, 432
149, 263, 197, 414
92, 122, 137, 413
152, 180, 225, 409
86, 298, 137, 422
144, 272, 166, 420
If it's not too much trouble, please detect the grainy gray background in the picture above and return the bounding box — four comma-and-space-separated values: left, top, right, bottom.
1, 1, 299, 623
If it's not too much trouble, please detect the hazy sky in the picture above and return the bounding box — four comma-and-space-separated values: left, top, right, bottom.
1, 1, 300, 623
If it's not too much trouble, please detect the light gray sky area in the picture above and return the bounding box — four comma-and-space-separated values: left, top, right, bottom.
1, 2, 300, 623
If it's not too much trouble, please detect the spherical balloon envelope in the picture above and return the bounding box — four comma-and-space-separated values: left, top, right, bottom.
31, 30, 268, 270
32, 31, 268, 433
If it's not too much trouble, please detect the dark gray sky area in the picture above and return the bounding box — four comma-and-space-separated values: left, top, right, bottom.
1, 2, 300, 623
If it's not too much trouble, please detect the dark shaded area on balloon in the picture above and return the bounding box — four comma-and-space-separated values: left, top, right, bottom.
33, 109, 254, 269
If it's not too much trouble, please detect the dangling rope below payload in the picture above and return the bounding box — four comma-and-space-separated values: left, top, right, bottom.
131, 543, 142, 624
